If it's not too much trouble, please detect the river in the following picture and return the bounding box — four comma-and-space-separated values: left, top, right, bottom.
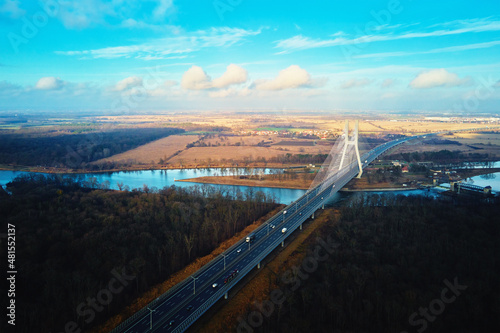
1, 167, 498, 205
0, 168, 307, 204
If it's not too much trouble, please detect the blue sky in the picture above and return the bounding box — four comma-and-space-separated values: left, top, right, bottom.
0, 0, 499, 114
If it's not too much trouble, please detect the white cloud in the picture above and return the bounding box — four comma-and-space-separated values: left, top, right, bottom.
181, 64, 248, 90
0, 0, 25, 19
57, 27, 262, 60
255, 65, 314, 91
35, 77, 64, 90
212, 64, 248, 88
115, 76, 143, 91
341, 78, 372, 89
209, 89, 233, 98
181, 66, 212, 90
275, 18, 500, 53
409, 69, 469, 89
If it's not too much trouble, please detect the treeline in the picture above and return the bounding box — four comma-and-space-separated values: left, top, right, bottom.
240, 194, 500, 332
0, 127, 183, 168
423, 138, 462, 145
386, 149, 490, 163
0, 174, 278, 333
268, 153, 328, 165
200, 153, 329, 167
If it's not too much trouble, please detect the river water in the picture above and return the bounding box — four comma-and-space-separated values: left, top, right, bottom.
1, 168, 498, 205
0, 168, 307, 204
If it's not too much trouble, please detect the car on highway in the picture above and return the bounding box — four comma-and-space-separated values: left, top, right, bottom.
212, 283, 218, 288
237, 248, 242, 253
169, 320, 175, 326
270, 224, 275, 229
246, 233, 255, 242
282, 228, 287, 233
186, 305, 193, 311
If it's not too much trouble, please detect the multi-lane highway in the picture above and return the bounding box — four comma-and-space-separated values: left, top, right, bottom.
111, 128, 494, 333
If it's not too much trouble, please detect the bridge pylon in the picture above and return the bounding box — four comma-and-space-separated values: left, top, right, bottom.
338, 120, 363, 178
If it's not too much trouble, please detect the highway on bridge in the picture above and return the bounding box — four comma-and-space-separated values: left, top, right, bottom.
110, 127, 494, 333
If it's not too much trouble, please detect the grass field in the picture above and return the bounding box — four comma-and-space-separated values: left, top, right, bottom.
94, 134, 199, 165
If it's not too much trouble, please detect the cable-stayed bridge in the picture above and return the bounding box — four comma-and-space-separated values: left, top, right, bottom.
111, 122, 497, 333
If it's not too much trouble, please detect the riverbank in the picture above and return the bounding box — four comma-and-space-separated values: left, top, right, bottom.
0, 163, 294, 174
176, 175, 313, 190
176, 175, 424, 191
340, 187, 417, 192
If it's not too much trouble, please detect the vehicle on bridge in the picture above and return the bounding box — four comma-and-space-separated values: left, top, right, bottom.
282, 228, 287, 233
224, 269, 239, 284
246, 233, 255, 242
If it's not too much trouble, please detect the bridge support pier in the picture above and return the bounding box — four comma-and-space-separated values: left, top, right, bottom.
281, 241, 284, 247
257, 262, 261, 269
322, 204, 324, 209
224, 292, 228, 299
300, 224, 302, 230
312, 211, 315, 219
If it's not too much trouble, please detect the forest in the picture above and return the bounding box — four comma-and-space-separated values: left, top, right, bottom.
0, 127, 183, 169
0, 174, 278, 332
240, 194, 500, 332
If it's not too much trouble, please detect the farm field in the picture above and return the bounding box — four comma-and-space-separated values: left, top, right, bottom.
2, 113, 499, 171
387, 133, 500, 159
94, 134, 199, 166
